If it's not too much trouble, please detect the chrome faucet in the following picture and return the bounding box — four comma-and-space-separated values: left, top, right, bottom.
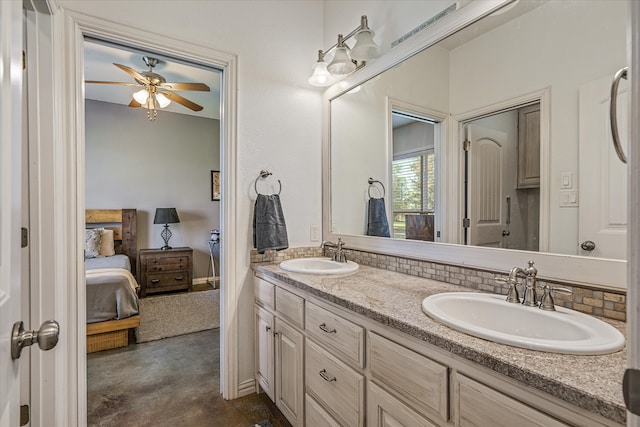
502, 261, 538, 306
321, 237, 349, 263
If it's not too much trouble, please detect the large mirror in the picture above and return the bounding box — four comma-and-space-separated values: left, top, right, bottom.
325, 0, 628, 287
329, 0, 628, 264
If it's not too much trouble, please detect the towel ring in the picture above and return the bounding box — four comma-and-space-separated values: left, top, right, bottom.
367, 177, 385, 198
255, 170, 282, 195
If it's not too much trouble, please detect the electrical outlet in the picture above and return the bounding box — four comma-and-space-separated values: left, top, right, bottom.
310, 224, 320, 242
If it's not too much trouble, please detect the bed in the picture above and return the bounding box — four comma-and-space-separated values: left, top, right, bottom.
85, 209, 141, 353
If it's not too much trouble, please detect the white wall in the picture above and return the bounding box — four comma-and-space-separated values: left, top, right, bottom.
449, 0, 627, 254
330, 45, 450, 235
57, 0, 324, 389
85, 100, 220, 279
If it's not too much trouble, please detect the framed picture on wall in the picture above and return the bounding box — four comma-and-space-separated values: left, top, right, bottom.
211, 170, 221, 201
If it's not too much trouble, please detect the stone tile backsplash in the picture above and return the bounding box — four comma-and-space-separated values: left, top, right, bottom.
250, 246, 626, 322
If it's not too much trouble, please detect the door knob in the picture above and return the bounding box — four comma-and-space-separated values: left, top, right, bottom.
11, 320, 60, 360
580, 240, 596, 251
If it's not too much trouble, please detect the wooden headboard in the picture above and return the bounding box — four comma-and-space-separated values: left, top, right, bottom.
85, 209, 137, 276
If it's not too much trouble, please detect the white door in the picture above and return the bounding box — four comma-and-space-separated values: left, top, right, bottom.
579, 74, 628, 259
0, 1, 24, 425
467, 124, 507, 248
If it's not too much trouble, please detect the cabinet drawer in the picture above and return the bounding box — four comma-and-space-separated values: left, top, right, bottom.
305, 339, 364, 427
368, 381, 440, 427
255, 278, 275, 310
145, 256, 189, 273
305, 302, 364, 368
369, 332, 448, 422
276, 286, 304, 328
305, 393, 341, 427
146, 273, 189, 289
452, 374, 570, 427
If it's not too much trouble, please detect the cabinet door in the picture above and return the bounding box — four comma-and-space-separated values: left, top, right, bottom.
452, 374, 570, 427
275, 317, 304, 427
255, 305, 275, 401
368, 382, 440, 427
305, 394, 341, 427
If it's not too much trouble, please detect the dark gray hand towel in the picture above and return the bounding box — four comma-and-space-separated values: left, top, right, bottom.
253, 194, 289, 254
367, 197, 391, 237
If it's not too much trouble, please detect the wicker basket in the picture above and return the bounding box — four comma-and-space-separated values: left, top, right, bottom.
86, 315, 140, 353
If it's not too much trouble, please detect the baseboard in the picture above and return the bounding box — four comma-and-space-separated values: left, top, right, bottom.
193, 276, 220, 285
238, 378, 256, 397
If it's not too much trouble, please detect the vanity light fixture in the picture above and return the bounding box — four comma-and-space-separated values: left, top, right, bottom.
308, 15, 380, 87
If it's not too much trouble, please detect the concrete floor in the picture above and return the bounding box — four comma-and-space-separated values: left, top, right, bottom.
87, 328, 291, 427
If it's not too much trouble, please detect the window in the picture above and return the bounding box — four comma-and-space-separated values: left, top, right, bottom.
392, 150, 435, 238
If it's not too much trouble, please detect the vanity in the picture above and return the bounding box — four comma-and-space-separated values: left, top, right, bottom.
253, 262, 626, 427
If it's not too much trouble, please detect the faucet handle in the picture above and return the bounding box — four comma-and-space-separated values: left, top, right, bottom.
496, 277, 521, 303
538, 285, 572, 311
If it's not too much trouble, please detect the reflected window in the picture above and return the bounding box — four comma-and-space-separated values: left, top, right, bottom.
391, 111, 437, 240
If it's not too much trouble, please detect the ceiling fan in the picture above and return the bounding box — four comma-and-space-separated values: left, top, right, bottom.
85, 56, 211, 121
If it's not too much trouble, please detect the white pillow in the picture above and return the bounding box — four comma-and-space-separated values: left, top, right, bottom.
85, 228, 103, 259
100, 229, 116, 256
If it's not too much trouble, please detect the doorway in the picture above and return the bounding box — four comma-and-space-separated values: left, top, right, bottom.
83, 36, 223, 422
462, 102, 541, 250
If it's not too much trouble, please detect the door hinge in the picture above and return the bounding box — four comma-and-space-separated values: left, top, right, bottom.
22, 50, 26, 70
20, 405, 29, 426
462, 218, 470, 228
463, 139, 471, 151
21, 227, 28, 248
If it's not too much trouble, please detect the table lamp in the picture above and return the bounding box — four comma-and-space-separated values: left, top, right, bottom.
154, 208, 180, 250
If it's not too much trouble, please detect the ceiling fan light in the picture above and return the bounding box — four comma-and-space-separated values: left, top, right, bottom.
327, 46, 356, 75
156, 93, 171, 108
350, 29, 380, 61
133, 88, 149, 104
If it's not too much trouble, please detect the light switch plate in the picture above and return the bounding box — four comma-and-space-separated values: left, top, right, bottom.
560, 172, 573, 189
559, 190, 579, 207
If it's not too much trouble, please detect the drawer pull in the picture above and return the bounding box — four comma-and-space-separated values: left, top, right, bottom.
319, 369, 336, 382
175, 276, 184, 281
266, 326, 271, 332
319, 323, 337, 334
150, 279, 160, 284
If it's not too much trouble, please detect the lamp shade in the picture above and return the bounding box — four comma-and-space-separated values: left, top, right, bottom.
350, 29, 380, 61
154, 208, 180, 225
327, 46, 356, 75
308, 61, 336, 87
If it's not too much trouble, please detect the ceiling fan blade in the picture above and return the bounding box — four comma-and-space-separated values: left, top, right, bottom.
85, 80, 142, 87
159, 82, 210, 92
128, 99, 142, 108
113, 63, 149, 84
160, 90, 204, 111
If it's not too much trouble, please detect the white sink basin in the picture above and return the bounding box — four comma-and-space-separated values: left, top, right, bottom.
422, 292, 624, 355
279, 257, 359, 275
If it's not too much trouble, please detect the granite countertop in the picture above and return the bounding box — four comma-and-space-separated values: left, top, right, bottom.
253, 263, 627, 425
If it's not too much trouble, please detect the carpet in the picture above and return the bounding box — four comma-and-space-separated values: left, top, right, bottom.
136, 289, 220, 343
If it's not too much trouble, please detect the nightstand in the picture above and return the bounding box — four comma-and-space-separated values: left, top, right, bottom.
138, 247, 193, 297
